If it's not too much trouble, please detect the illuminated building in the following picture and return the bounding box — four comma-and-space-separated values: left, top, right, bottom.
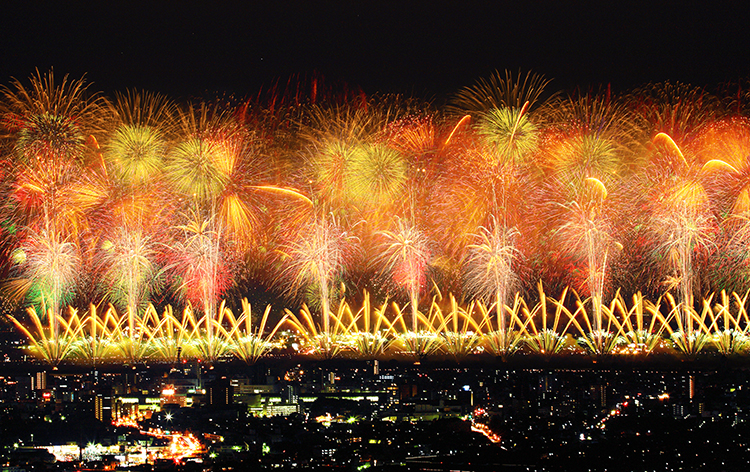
32, 371, 46, 391
208, 378, 233, 406
95, 390, 113, 423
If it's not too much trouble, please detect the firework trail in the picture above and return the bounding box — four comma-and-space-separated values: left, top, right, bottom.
8, 69, 750, 363
376, 219, 431, 332
276, 214, 357, 334
646, 133, 717, 330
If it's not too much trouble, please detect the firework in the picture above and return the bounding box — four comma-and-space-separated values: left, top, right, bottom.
69, 304, 118, 365
284, 303, 346, 359
104, 124, 168, 186
10, 69, 750, 365
166, 137, 230, 203
276, 214, 357, 334
702, 290, 750, 355
553, 182, 621, 335
8, 289, 750, 363
475, 103, 540, 168
523, 284, 577, 356
437, 295, 483, 359
463, 223, 521, 345
476, 295, 529, 359
628, 81, 721, 143
376, 219, 431, 332
570, 301, 626, 356
164, 103, 269, 340
447, 69, 554, 116
8, 305, 81, 365
113, 304, 154, 363
342, 292, 396, 358
99, 227, 162, 316
187, 300, 234, 364
648, 133, 717, 328
168, 214, 230, 341
108, 89, 177, 130
348, 144, 408, 208
148, 305, 193, 363
8, 229, 81, 332
615, 293, 669, 355
224, 299, 287, 364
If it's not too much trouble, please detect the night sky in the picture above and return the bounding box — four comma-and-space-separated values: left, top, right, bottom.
1, 2, 749, 102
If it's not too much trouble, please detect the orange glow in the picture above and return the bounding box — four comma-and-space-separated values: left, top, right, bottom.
445, 114, 471, 145
471, 421, 501, 444
653, 132, 688, 168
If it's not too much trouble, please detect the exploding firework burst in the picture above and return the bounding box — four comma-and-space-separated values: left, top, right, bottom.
376, 219, 431, 332
447, 69, 554, 116
10, 69, 750, 365
99, 227, 163, 315
104, 125, 168, 187
276, 214, 358, 334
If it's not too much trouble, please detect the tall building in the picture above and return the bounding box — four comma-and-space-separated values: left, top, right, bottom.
281, 385, 298, 404
208, 378, 233, 406
123, 371, 139, 394
95, 389, 113, 423
590, 384, 607, 409
689, 374, 696, 400
32, 371, 46, 391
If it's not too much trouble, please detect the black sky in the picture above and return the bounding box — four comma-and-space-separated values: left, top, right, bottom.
2, 2, 749, 102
